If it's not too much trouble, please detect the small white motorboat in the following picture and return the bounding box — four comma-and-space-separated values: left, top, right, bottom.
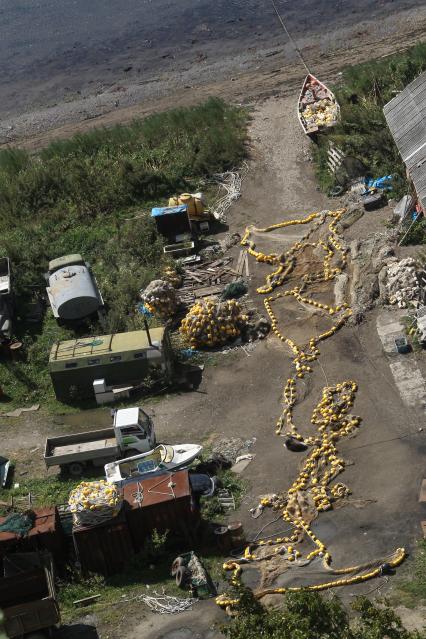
105, 443, 202, 483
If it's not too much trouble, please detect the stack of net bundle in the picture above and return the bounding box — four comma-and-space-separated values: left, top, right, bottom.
386, 257, 420, 308
162, 266, 182, 289
141, 279, 178, 318
303, 100, 338, 127
69, 480, 122, 528
180, 298, 248, 348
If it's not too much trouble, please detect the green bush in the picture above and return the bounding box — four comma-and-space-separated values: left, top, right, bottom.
223, 588, 426, 639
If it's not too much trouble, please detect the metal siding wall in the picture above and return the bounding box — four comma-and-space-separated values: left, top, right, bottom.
73, 516, 134, 577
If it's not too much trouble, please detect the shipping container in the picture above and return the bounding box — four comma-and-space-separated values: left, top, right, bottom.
0, 508, 65, 566
123, 469, 200, 551
0, 552, 60, 639
72, 511, 134, 576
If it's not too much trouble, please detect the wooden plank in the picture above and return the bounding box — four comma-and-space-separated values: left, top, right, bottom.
73, 594, 101, 607
194, 285, 223, 298
244, 253, 249, 276
419, 479, 426, 502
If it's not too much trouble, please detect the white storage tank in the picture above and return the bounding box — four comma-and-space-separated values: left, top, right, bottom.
46, 254, 103, 321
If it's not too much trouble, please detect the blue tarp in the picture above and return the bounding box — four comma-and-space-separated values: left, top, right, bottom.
151, 205, 188, 218
365, 175, 393, 191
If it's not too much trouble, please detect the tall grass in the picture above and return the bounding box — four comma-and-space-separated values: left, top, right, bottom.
0, 98, 248, 407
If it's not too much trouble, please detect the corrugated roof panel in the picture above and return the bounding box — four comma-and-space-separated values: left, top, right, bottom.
384, 71, 426, 205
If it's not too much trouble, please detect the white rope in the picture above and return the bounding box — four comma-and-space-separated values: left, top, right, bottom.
140, 591, 196, 614
210, 162, 248, 223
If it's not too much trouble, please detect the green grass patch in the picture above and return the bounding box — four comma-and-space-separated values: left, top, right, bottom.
314, 42, 426, 204
394, 539, 426, 607
0, 475, 80, 515
0, 98, 248, 409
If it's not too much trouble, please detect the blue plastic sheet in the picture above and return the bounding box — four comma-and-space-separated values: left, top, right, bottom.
138, 303, 153, 317
365, 175, 393, 191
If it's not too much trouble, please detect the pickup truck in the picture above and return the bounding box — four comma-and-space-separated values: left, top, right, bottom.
44, 406, 156, 476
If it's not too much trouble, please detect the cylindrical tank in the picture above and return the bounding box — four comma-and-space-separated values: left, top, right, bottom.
48, 264, 101, 320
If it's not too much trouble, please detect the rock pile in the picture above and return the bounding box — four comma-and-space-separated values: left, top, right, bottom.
386, 257, 420, 308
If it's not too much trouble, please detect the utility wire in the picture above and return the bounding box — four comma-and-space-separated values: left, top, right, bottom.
268, 0, 310, 75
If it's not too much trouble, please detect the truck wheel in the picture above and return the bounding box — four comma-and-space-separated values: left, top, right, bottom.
68, 462, 84, 477
175, 566, 191, 588
171, 556, 185, 576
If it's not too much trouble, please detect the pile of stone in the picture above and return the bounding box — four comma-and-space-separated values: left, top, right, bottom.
386, 257, 421, 308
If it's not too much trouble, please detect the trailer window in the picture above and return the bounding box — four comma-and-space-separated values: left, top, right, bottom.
87, 358, 100, 366
65, 362, 78, 369
134, 352, 146, 359
110, 355, 122, 362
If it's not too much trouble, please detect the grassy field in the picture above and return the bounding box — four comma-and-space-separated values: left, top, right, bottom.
0, 98, 248, 409
313, 43, 426, 207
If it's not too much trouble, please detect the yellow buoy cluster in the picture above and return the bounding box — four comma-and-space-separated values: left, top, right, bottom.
162, 265, 182, 289
141, 279, 178, 319
302, 100, 338, 128
216, 210, 406, 611
179, 298, 248, 348
69, 480, 122, 527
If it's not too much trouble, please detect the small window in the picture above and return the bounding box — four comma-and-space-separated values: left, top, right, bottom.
87, 358, 100, 366
110, 355, 122, 362
134, 352, 146, 359
65, 362, 77, 369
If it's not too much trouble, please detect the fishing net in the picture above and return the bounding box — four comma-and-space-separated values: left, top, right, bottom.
221, 280, 248, 300
69, 480, 122, 528
0, 511, 35, 537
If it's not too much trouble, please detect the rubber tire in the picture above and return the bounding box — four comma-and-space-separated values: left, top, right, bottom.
171, 556, 185, 576
68, 461, 85, 477
175, 566, 191, 588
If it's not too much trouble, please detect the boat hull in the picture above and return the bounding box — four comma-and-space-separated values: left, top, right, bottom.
298, 74, 340, 137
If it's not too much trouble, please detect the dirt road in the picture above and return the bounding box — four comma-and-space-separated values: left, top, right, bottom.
2, 93, 425, 637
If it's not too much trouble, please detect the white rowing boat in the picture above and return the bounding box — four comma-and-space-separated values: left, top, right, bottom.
298, 74, 340, 136
105, 443, 202, 483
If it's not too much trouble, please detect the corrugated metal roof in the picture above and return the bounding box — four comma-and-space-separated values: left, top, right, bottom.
384, 71, 426, 208
49, 327, 165, 362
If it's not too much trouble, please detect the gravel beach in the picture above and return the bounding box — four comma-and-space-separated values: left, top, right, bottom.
1, 0, 426, 145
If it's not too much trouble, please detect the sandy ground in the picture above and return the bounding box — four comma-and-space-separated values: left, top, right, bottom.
1, 2, 426, 150
2, 92, 426, 637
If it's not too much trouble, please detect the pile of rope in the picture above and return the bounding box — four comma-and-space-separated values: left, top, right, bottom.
141, 279, 178, 319
216, 210, 406, 612
210, 162, 248, 223
69, 480, 122, 528
141, 592, 196, 614
179, 298, 248, 348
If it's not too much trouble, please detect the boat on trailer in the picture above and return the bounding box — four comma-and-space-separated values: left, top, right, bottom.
298, 74, 340, 136
105, 443, 203, 484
